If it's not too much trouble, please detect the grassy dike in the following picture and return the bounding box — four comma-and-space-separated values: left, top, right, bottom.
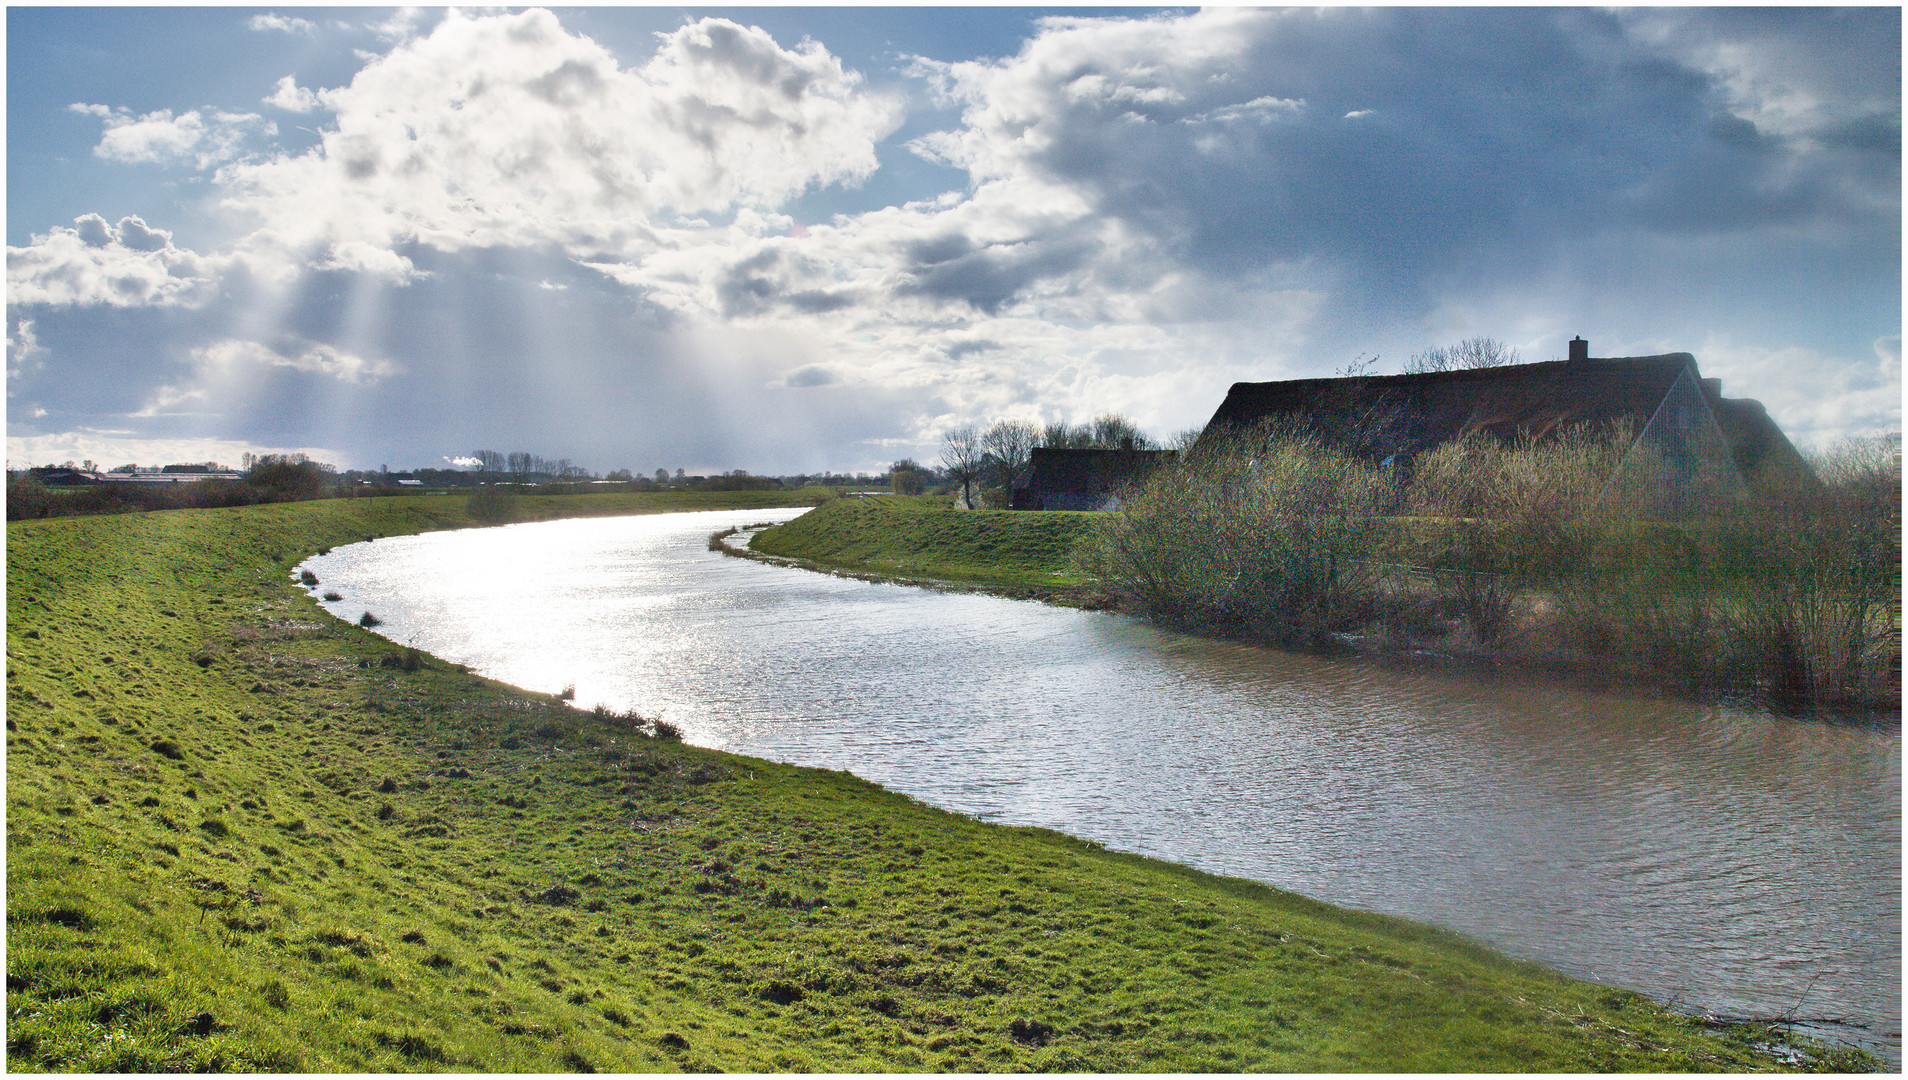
7, 494, 1869, 1072
745, 495, 1107, 603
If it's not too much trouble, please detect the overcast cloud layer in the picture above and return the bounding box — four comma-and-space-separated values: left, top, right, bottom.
8, 7, 1899, 473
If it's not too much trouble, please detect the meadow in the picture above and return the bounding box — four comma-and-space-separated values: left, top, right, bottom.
6, 491, 1875, 1070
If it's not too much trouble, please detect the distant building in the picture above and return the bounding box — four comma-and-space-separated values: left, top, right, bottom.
27, 466, 106, 486
1194, 339, 1818, 513
1010, 442, 1174, 511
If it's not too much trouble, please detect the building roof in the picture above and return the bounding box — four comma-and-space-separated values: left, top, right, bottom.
1200, 354, 1696, 456
1195, 352, 1815, 493
1019, 447, 1174, 496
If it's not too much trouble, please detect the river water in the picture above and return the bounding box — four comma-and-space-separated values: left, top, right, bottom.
303, 508, 1901, 1064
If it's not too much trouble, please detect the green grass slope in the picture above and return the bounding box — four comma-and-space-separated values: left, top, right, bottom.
7, 495, 1869, 1071
748, 496, 1095, 595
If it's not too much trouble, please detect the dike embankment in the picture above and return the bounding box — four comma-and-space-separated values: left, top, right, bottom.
745, 496, 1899, 711
7, 492, 1874, 1071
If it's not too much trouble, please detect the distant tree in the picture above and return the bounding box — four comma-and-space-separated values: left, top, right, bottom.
606, 468, 633, 482
1040, 414, 1155, 451
890, 458, 927, 496
506, 451, 533, 481
1404, 337, 1520, 374
940, 426, 985, 509
248, 457, 332, 501
471, 449, 505, 475
982, 420, 1040, 506
1168, 428, 1205, 454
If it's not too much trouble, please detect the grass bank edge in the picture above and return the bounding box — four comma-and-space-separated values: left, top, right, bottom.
7, 493, 1874, 1071
751, 495, 1899, 710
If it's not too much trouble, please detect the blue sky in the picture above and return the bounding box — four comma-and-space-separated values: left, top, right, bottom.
7, 6, 1900, 474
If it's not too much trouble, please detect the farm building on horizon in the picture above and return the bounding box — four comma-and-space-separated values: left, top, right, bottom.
1192, 339, 1818, 513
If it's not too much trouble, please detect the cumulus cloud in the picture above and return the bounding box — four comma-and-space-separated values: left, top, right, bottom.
264, 75, 322, 113
214, 10, 903, 278
249, 14, 315, 35
1695, 333, 1902, 450
7, 214, 226, 307
72, 103, 273, 169
8, 7, 1892, 468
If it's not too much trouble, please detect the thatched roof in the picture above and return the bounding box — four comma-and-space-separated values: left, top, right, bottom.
1012, 447, 1174, 510
1195, 352, 1816, 493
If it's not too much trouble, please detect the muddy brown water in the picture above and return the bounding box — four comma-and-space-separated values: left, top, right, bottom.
305, 509, 1901, 1065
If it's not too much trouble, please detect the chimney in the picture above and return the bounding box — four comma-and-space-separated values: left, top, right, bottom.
1567, 336, 1589, 363
1700, 377, 1721, 398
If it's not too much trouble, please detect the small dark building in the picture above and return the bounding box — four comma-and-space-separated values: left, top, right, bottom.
26, 466, 105, 486
1011, 444, 1174, 511
1194, 341, 1818, 510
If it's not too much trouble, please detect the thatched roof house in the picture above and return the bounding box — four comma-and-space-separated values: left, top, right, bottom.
1195, 339, 1817, 509
1011, 444, 1174, 511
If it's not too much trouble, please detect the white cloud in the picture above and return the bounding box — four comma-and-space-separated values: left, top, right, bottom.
1696, 333, 1901, 450
128, 384, 210, 418
72, 103, 273, 169
1189, 96, 1305, 125
8, 317, 47, 383
6, 431, 334, 472
213, 10, 903, 278
368, 7, 427, 44
264, 75, 322, 113
191, 338, 396, 384
7, 214, 227, 307
249, 14, 315, 35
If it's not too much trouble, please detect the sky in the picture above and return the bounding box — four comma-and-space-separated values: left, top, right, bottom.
6, 6, 1901, 475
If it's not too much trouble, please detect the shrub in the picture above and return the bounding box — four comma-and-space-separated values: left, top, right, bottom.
322, 590, 343, 602
651, 719, 682, 741
465, 486, 520, 525
1081, 423, 1397, 644
299, 569, 319, 587
358, 612, 382, 628
1405, 424, 1628, 521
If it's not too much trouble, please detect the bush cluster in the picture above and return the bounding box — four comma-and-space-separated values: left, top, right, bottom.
7, 461, 342, 521
1085, 424, 1899, 706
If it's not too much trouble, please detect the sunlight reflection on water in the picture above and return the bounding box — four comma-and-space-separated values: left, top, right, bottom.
305, 509, 1901, 1065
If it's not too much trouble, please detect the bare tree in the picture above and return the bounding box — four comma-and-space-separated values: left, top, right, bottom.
1089, 414, 1153, 450
1040, 414, 1155, 450
1404, 337, 1520, 374
471, 449, 505, 475
982, 420, 1040, 505
940, 426, 985, 509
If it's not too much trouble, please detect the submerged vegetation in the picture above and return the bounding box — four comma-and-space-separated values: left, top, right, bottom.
8, 492, 1872, 1070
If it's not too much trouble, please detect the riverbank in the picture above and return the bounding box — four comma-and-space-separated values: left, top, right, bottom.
7, 494, 1875, 1070
749, 497, 1899, 711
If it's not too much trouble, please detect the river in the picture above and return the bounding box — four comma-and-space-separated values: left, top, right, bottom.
302, 508, 1901, 1064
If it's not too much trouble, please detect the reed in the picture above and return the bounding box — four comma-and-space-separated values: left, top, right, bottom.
1088, 424, 1899, 706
